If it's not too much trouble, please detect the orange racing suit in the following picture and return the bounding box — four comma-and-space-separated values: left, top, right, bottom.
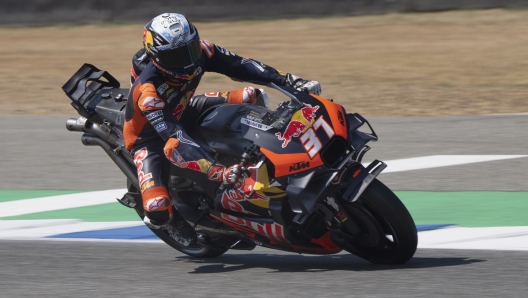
125, 40, 290, 225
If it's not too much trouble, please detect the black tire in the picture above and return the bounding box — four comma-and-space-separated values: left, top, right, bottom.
337, 179, 417, 264
150, 227, 228, 258
135, 209, 228, 258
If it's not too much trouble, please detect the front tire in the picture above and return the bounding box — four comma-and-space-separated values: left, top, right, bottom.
337, 179, 417, 264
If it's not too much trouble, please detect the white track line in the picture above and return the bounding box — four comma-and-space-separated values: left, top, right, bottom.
418, 226, 528, 251
0, 189, 127, 218
380, 155, 527, 173
0, 219, 142, 239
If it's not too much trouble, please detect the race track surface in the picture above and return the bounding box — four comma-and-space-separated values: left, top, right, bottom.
1, 113, 527, 297
1, 113, 526, 191
1, 240, 527, 298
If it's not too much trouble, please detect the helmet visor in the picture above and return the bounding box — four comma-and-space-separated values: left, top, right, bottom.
157, 35, 202, 70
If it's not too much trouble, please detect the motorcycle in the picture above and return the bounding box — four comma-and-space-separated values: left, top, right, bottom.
63, 64, 417, 264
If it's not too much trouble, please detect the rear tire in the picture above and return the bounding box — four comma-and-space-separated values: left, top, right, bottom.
150, 227, 228, 258
337, 179, 417, 264
135, 209, 228, 258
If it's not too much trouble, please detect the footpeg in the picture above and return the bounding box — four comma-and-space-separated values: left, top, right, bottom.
117, 192, 139, 208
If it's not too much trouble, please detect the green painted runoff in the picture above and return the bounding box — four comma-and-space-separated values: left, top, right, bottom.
0, 190, 86, 203
396, 191, 528, 227
1, 191, 527, 227
1, 202, 139, 222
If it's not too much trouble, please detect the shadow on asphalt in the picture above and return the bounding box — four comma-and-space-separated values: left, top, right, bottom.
176, 253, 484, 274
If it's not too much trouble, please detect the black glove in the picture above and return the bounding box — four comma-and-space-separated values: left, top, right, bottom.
285, 73, 322, 95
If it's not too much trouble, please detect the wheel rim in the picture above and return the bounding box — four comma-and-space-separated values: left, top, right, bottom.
342, 202, 401, 260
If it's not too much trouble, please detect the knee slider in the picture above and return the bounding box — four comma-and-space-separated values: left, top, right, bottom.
142, 186, 173, 223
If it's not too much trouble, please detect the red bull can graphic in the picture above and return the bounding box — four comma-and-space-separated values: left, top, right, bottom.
275, 103, 320, 148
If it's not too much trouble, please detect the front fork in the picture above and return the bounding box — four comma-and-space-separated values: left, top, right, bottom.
316, 198, 359, 242
317, 159, 387, 241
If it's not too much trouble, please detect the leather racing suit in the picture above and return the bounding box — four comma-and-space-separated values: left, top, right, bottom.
125, 40, 295, 226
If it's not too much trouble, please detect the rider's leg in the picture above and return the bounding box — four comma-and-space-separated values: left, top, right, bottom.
131, 140, 172, 226
179, 86, 258, 131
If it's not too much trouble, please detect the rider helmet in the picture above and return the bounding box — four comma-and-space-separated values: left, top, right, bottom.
143, 13, 202, 82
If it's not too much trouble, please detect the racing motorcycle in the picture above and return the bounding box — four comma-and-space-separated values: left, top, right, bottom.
63, 64, 417, 264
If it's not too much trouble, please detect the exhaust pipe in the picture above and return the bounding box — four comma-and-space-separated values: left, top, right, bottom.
80, 133, 139, 188
66, 118, 86, 132
66, 117, 121, 144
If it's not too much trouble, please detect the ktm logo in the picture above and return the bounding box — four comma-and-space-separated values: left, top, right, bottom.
289, 161, 310, 172
337, 110, 345, 126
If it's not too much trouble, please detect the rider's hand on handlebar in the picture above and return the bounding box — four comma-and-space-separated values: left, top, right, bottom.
207, 163, 247, 186
285, 73, 322, 96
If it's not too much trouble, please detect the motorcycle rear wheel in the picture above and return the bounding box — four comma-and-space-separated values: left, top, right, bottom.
136, 210, 228, 258
337, 179, 417, 264
149, 227, 228, 258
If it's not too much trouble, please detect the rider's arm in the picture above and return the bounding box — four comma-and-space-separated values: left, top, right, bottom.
137, 82, 214, 174
200, 40, 321, 95
200, 40, 287, 85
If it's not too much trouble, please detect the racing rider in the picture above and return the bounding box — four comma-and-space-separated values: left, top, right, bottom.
125, 13, 321, 229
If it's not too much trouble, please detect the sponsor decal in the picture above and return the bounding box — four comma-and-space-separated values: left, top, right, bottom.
205, 92, 219, 97
140, 179, 155, 193
154, 121, 167, 133
167, 90, 179, 103
337, 110, 345, 126
246, 115, 263, 123
150, 117, 163, 125
207, 166, 224, 182
325, 197, 339, 211
241, 118, 272, 131
146, 110, 163, 121
275, 103, 320, 148
200, 40, 215, 58
218, 213, 288, 243
165, 87, 176, 96
336, 212, 348, 222
289, 161, 310, 172
133, 148, 153, 189
157, 83, 169, 95
145, 197, 169, 212
160, 14, 180, 29
331, 159, 354, 184
171, 104, 185, 120
166, 149, 203, 172
221, 189, 259, 216
140, 96, 165, 111
215, 45, 235, 56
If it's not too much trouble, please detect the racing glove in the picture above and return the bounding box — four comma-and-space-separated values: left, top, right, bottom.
207, 163, 246, 186
285, 73, 322, 96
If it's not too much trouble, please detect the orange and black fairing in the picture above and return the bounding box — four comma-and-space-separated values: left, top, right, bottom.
239, 88, 348, 178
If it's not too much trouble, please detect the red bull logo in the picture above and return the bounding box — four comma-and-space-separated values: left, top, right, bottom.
172, 103, 185, 120
275, 104, 319, 148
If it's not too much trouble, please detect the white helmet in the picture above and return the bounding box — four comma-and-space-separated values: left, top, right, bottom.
143, 13, 202, 81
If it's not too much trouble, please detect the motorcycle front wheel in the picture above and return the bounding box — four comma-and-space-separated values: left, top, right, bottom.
336, 179, 418, 264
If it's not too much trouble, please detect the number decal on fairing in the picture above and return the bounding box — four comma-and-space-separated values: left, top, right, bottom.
301, 116, 335, 158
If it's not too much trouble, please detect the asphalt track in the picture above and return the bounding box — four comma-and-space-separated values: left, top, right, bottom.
1, 113, 527, 297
